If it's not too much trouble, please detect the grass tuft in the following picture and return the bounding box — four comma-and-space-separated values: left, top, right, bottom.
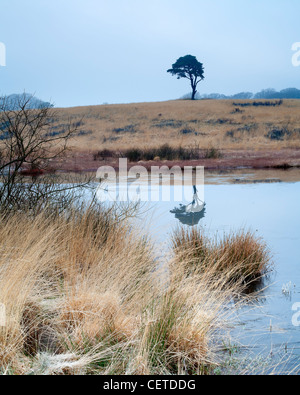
0, 204, 244, 375
172, 227, 272, 285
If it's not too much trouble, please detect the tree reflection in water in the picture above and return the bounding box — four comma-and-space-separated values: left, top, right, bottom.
170, 186, 206, 226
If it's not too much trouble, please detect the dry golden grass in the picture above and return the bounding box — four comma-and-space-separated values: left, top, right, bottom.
0, 204, 244, 375
53, 99, 300, 152
172, 227, 271, 285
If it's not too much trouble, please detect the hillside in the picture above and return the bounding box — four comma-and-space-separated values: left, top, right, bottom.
42, 99, 300, 173
0, 94, 53, 110
195, 87, 300, 100
52, 99, 300, 151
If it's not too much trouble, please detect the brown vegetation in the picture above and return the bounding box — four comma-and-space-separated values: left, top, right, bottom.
172, 227, 271, 285
41, 99, 300, 172
53, 99, 300, 151
0, 203, 263, 375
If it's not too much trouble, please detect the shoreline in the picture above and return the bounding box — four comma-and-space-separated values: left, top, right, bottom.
51, 148, 300, 173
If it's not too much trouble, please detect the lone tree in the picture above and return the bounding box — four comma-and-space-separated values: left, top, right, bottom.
167, 55, 205, 100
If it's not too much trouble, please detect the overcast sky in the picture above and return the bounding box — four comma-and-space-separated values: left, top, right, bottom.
0, 0, 299, 107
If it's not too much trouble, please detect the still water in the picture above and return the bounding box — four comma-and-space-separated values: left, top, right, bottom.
100, 172, 300, 373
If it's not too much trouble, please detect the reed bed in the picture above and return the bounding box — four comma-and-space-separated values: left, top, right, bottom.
0, 203, 246, 375
102, 144, 222, 162
172, 227, 272, 285
0, 202, 275, 375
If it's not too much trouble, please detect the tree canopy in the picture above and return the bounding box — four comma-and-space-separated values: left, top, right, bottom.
167, 55, 205, 100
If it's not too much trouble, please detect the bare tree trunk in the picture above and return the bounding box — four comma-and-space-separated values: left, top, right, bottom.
190, 78, 197, 100
191, 88, 197, 100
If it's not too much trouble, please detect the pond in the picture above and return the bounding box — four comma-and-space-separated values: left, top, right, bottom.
98, 169, 300, 373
